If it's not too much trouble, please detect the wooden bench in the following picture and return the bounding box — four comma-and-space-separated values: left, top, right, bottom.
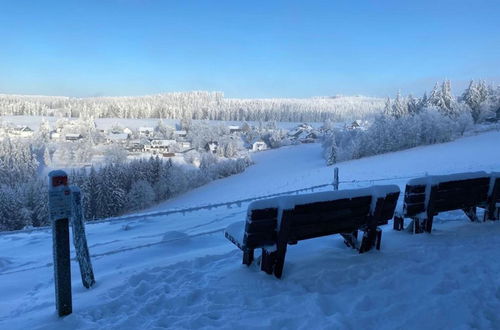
393, 172, 493, 233
484, 173, 500, 221
225, 185, 400, 278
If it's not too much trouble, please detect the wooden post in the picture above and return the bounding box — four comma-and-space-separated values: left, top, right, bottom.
333, 167, 339, 191
48, 170, 73, 317
70, 186, 95, 289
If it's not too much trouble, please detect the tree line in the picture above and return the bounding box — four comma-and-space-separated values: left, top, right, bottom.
0, 92, 384, 122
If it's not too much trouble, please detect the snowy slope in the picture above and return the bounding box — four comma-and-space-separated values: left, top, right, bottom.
1, 131, 500, 329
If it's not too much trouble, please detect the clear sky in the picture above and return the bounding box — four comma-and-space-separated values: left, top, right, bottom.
1, 0, 499, 98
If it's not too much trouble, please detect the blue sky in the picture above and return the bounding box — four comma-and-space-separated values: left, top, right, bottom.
1, 0, 499, 98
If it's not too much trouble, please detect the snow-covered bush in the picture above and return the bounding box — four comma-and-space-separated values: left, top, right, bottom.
323, 107, 473, 164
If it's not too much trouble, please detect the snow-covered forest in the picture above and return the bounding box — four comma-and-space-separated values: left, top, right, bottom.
0, 138, 250, 231
323, 80, 500, 164
0, 92, 384, 122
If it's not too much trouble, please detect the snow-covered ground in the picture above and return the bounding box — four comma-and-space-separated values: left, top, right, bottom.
0, 115, 323, 131
1, 131, 500, 329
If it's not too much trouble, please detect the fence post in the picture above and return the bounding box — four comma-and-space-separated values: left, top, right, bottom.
48, 170, 73, 317
70, 186, 95, 289
333, 167, 339, 191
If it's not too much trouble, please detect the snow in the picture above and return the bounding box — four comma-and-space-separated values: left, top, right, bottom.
1, 131, 500, 329
248, 185, 399, 212
407, 171, 489, 186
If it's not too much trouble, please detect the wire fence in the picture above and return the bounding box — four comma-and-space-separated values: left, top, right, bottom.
0, 171, 428, 236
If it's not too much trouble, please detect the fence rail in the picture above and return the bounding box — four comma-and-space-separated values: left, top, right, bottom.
0, 172, 428, 236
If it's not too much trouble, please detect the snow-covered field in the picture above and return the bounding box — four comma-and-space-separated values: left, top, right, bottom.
1, 115, 323, 131
1, 131, 500, 329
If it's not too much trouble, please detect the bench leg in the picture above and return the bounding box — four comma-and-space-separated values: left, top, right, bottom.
261, 248, 276, 275
375, 228, 382, 250
359, 228, 378, 253
242, 249, 254, 266
341, 231, 358, 249
463, 207, 478, 222
273, 243, 288, 279
393, 216, 404, 231
411, 218, 425, 234
484, 203, 499, 221
423, 215, 434, 233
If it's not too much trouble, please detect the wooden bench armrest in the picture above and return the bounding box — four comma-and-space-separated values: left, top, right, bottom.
224, 221, 246, 251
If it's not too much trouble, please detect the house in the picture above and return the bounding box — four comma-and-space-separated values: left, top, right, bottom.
139, 127, 154, 138
228, 125, 242, 134
50, 131, 61, 140
106, 133, 129, 144
179, 141, 192, 150
65, 133, 84, 141
126, 140, 145, 152
252, 140, 268, 152
347, 120, 368, 130
144, 139, 176, 154
9, 126, 34, 138
205, 141, 218, 154
174, 130, 187, 139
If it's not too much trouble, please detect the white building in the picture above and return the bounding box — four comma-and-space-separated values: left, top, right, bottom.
139, 127, 154, 138
106, 133, 129, 144
65, 133, 84, 141
252, 141, 268, 152
9, 126, 34, 138
144, 139, 176, 154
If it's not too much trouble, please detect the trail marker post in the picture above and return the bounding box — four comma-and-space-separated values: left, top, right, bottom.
333, 167, 339, 191
48, 170, 73, 317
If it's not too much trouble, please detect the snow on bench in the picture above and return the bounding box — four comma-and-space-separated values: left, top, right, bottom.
225, 185, 400, 278
394, 171, 499, 233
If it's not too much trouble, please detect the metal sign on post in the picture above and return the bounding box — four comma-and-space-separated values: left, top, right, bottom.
70, 186, 95, 289
48, 170, 73, 317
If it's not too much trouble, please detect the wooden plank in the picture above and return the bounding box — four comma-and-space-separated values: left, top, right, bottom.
287, 208, 369, 227
293, 196, 371, 214
245, 221, 276, 234
250, 208, 278, 220
405, 185, 426, 194
404, 193, 426, 204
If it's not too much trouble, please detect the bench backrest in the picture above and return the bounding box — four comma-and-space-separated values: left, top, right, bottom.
244, 185, 400, 247
244, 206, 278, 249
403, 172, 490, 217
284, 195, 372, 242
490, 174, 500, 204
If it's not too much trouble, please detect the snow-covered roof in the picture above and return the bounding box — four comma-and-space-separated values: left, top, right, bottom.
139, 127, 154, 132
65, 133, 83, 138
150, 139, 176, 146
107, 133, 129, 141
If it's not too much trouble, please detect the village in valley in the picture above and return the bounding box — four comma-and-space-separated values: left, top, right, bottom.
0, 116, 366, 168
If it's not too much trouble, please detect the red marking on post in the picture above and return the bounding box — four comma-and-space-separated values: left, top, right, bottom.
52, 176, 68, 187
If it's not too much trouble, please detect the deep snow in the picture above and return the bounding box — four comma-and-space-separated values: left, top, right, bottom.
1, 131, 500, 329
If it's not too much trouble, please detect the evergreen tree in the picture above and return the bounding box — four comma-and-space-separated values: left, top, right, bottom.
391, 91, 407, 118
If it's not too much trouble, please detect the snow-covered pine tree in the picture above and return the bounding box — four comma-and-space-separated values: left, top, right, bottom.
391, 91, 407, 118
407, 94, 419, 116
126, 180, 155, 211
462, 80, 483, 123
383, 97, 392, 116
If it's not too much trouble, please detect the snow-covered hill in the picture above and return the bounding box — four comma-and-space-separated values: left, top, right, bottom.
1, 131, 500, 329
